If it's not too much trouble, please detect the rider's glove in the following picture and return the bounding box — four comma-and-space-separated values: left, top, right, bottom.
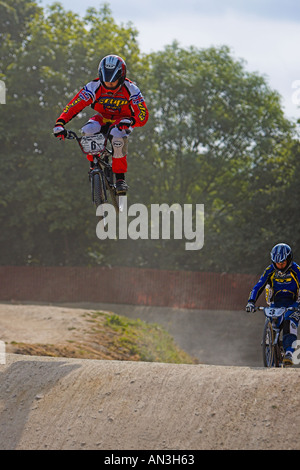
116, 118, 134, 131
53, 125, 67, 140
245, 301, 255, 313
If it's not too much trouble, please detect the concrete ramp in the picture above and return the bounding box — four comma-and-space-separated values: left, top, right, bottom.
0, 354, 299, 450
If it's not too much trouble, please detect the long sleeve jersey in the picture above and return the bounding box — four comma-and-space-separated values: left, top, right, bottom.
248, 262, 300, 306
56, 77, 149, 128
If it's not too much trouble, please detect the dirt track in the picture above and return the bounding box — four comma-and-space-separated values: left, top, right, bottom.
0, 303, 299, 450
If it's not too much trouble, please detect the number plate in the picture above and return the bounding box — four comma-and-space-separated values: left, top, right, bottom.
80, 134, 105, 154
265, 307, 286, 318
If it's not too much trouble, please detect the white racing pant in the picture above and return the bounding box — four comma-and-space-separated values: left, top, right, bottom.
81, 120, 129, 173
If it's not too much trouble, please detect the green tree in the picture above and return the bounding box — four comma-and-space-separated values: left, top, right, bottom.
0, 3, 298, 274
125, 43, 296, 273
0, 0, 40, 75
0, 1, 143, 265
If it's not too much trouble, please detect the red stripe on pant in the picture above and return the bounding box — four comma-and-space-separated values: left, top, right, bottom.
112, 155, 127, 173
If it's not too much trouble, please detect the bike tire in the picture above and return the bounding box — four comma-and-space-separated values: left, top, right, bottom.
274, 330, 284, 367
262, 320, 276, 367
93, 173, 105, 207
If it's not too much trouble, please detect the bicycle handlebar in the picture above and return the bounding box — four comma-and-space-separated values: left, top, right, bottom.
65, 122, 130, 141
65, 130, 79, 140
65, 127, 113, 157
63, 122, 131, 159
255, 305, 297, 314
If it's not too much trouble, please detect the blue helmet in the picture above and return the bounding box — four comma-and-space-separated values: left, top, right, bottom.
271, 243, 293, 272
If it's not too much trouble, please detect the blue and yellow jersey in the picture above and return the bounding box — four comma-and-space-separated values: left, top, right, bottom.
248, 262, 300, 306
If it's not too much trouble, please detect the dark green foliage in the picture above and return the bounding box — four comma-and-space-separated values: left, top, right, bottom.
0, 0, 299, 274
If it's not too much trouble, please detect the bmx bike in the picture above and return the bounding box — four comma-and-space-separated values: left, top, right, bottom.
256, 306, 298, 367
65, 126, 126, 215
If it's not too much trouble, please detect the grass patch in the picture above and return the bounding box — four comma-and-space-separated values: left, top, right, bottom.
8, 310, 198, 364
104, 313, 196, 364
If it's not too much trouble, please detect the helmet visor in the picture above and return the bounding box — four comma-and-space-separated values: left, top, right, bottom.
100, 56, 124, 83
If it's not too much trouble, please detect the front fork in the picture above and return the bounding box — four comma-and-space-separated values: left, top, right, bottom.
272, 327, 280, 346
261, 322, 280, 346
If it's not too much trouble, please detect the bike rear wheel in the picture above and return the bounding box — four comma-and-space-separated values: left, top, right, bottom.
105, 178, 119, 212
104, 176, 126, 213
262, 320, 276, 367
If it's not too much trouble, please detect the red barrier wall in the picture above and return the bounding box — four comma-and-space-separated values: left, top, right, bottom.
0, 266, 260, 310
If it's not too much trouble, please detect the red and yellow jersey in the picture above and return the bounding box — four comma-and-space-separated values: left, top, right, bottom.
56, 78, 149, 128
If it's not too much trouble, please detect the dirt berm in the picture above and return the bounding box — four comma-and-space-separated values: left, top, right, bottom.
0, 303, 299, 450
0, 353, 300, 450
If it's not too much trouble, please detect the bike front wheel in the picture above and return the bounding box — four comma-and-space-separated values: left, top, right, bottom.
93, 173, 105, 207
262, 320, 276, 367
274, 330, 284, 367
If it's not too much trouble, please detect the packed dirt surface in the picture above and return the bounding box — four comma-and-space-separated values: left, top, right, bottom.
0, 303, 91, 347
0, 301, 267, 366
0, 303, 299, 450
